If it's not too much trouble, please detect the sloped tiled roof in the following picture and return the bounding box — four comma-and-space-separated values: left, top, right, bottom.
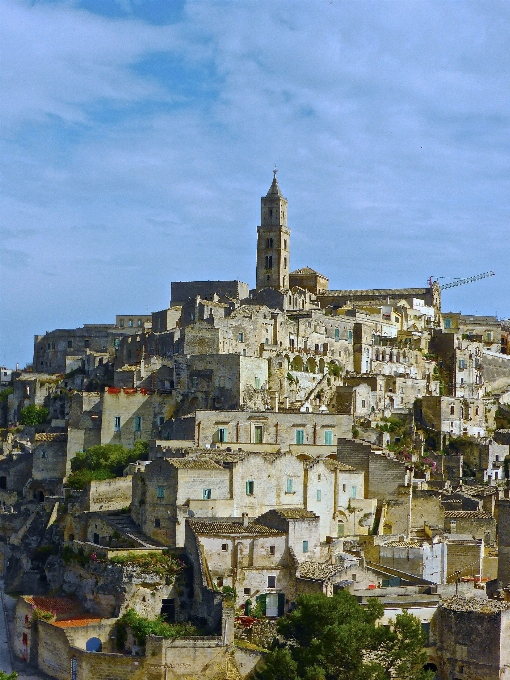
444, 510, 493, 519
34, 433, 67, 442
298, 561, 343, 581
52, 616, 102, 628
23, 596, 81, 617
189, 520, 283, 536
272, 508, 317, 520
290, 267, 329, 279
170, 458, 223, 470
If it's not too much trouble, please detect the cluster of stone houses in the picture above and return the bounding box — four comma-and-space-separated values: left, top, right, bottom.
2, 174, 510, 678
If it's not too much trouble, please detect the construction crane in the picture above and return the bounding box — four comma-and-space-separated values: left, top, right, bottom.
428, 271, 495, 290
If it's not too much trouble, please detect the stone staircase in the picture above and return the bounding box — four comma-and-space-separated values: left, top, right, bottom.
103, 513, 165, 548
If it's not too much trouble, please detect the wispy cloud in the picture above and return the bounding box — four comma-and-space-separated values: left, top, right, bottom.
1, 0, 510, 365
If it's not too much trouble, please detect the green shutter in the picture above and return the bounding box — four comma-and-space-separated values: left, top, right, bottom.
256, 593, 267, 615
278, 592, 285, 617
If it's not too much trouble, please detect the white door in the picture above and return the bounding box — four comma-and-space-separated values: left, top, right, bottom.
266, 593, 278, 617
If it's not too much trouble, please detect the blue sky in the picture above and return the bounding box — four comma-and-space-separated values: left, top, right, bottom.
2, 0, 510, 367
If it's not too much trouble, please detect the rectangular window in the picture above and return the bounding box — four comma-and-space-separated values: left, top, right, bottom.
244, 587, 251, 595
316, 489, 322, 502
269, 545, 275, 555
295, 429, 304, 444
254, 425, 263, 444
459, 359, 467, 369
444, 318, 451, 329
303, 540, 309, 553
342, 484, 347, 492
348, 330, 353, 341
238, 333, 243, 342
67, 340, 73, 349
158, 416, 165, 426
114, 416, 121, 431
335, 328, 340, 341
203, 488, 212, 500
119, 319, 124, 327
218, 427, 227, 443
361, 400, 366, 408
84, 339, 90, 348
154, 518, 160, 528
267, 575, 276, 588
286, 478, 294, 494
157, 486, 165, 499
254, 377, 261, 389
324, 430, 333, 445
134, 416, 142, 432
246, 480, 254, 496
221, 543, 228, 551
351, 485, 357, 498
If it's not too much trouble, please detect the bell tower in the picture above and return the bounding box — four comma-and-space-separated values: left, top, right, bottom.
256, 169, 290, 291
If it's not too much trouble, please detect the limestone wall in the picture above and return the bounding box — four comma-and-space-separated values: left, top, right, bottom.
85, 476, 132, 512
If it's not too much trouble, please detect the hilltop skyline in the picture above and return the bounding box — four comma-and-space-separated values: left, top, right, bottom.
2, 0, 509, 367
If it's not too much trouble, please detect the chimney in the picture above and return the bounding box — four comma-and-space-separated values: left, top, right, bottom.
242, 512, 249, 528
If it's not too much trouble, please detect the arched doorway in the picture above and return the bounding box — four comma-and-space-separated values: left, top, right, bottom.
85, 637, 102, 652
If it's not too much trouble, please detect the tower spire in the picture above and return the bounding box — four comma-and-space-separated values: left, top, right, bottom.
266, 166, 283, 197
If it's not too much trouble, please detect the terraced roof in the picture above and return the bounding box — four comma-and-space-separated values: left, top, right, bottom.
189, 520, 283, 536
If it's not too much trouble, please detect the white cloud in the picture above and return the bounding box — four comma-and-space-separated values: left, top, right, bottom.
1, 0, 510, 365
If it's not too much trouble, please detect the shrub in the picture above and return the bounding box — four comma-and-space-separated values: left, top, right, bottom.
115, 609, 199, 647
109, 550, 182, 579
19, 404, 49, 425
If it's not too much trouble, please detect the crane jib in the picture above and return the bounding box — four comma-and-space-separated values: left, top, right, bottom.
439, 271, 495, 291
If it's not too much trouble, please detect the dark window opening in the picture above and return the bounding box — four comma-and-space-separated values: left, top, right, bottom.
161, 598, 175, 622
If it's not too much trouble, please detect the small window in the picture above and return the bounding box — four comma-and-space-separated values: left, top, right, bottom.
254, 425, 263, 444
450, 405, 455, 415
216, 577, 223, 587
444, 318, 451, 329
67, 340, 73, 349
361, 399, 366, 408
119, 319, 124, 327
286, 478, 294, 494
284, 239, 287, 249
342, 484, 347, 492
114, 338, 120, 349
137, 319, 142, 327
267, 576, 276, 588
158, 416, 165, 426
244, 587, 251, 595
203, 488, 212, 500
154, 518, 160, 528
351, 486, 357, 498
324, 430, 333, 445
238, 333, 243, 342
295, 429, 304, 445
316, 489, 321, 502
84, 339, 90, 348
157, 486, 165, 499
348, 330, 353, 341
114, 416, 121, 431
335, 328, 340, 341
269, 545, 275, 555
134, 416, 142, 432
41, 451, 46, 459
218, 427, 227, 443
246, 480, 254, 496
302, 540, 308, 553
221, 543, 228, 552
254, 377, 261, 389
128, 319, 133, 327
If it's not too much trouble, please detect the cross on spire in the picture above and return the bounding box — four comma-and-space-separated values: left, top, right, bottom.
273, 165, 278, 179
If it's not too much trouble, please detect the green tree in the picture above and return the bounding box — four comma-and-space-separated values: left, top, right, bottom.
67, 441, 149, 489
19, 404, 49, 425
254, 591, 432, 680
0, 671, 18, 680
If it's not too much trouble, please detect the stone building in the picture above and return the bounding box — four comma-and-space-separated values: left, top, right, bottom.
436, 597, 510, 680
